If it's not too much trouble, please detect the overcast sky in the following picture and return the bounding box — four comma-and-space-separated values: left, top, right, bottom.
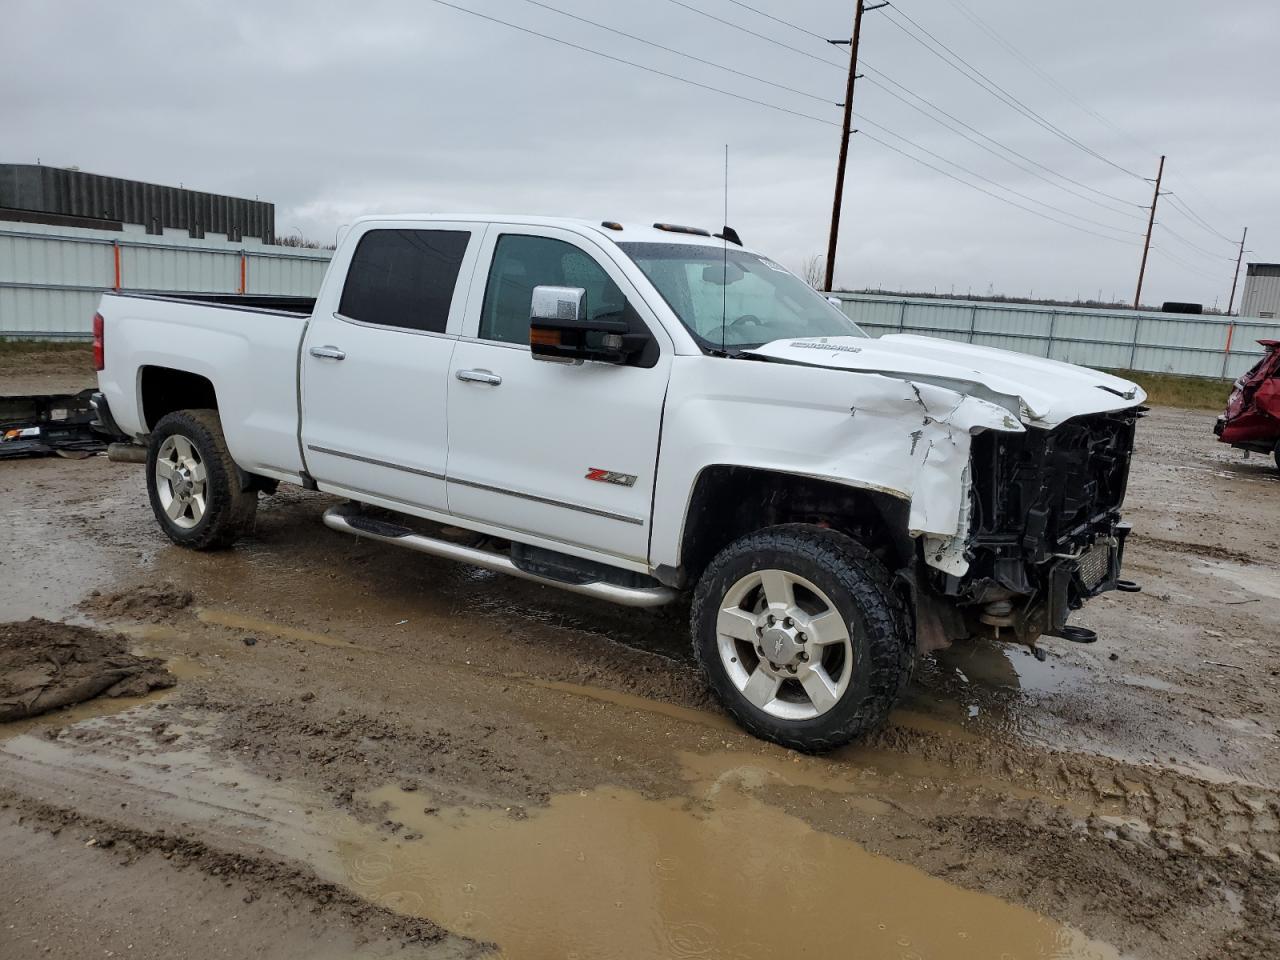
5, 0, 1278, 307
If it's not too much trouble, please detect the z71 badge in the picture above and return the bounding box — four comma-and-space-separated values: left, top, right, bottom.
585, 468, 637, 487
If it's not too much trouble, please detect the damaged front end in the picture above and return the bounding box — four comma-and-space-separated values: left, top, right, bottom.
922, 407, 1143, 653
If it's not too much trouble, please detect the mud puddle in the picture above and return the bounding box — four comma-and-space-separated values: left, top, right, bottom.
352, 759, 1121, 960
0, 710, 1119, 959
525, 677, 738, 733
0, 503, 130, 620
195, 607, 366, 649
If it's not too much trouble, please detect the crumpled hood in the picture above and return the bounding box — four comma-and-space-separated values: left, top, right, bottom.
746, 334, 1146, 427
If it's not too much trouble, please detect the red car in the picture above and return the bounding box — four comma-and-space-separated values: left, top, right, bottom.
1216, 339, 1280, 469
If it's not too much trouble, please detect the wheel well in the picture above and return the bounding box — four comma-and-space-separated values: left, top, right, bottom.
140, 367, 218, 431
678, 466, 912, 586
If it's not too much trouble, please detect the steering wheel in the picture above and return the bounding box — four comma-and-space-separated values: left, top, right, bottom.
728, 314, 765, 331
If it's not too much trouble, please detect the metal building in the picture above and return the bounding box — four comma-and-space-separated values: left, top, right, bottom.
1239, 263, 1280, 319
0, 163, 274, 242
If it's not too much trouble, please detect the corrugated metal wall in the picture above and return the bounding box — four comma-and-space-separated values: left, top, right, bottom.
829, 293, 1280, 380
0, 222, 331, 338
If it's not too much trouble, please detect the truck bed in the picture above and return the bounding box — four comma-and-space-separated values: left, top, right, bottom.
95, 290, 312, 482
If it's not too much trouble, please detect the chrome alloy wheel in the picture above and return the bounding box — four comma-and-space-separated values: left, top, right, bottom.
715, 569, 855, 721
155, 434, 207, 529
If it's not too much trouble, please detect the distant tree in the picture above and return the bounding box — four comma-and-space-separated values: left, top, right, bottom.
275, 234, 334, 250
801, 254, 826, 290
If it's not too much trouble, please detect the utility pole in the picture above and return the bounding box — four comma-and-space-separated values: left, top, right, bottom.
1227, 226, 1249, 315
823, 1, 886, 292
1132, 154, 1165, 310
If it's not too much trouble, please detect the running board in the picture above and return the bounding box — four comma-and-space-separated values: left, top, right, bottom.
321, 504, 676, 609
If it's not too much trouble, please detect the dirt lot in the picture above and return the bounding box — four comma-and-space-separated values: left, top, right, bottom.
2, 353, 1279, 958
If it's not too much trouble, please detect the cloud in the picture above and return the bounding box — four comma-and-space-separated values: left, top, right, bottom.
3, 0, 1274, 307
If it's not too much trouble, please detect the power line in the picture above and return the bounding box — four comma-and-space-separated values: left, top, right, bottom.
1150, 245, 1233, 284
536, 0, 1139, 237
856, 114, 1143, 238
882, 3, 1147, 181
939, 0, 1240, 246
677, 0, 1146, 215
942, 0, 1146, 153
420, 0, 839, 127
859, 70, 1146, 219
1163, 192, 1238, 245
512, 0, 832, 105
1167, 181, 1233, 239
720, 0, 833, 44
420, 0, 1148, 248
1157, 221, 1236, 262
856, 129, 1140, 246
663, 0, 846, 69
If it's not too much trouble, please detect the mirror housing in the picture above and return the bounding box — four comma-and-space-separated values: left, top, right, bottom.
529, 285, 647, 365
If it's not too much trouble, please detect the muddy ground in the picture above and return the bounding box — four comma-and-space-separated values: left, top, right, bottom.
2, 357, 1279, 958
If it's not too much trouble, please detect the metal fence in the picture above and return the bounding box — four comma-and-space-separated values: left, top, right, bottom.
828, 293, 1280, 381
0, 222, 332, 339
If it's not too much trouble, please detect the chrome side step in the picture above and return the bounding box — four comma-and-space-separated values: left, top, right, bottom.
322, 504, 676, 609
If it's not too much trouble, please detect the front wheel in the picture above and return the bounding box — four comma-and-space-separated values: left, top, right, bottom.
146, 409, 257, 550
691, 524, 912, 752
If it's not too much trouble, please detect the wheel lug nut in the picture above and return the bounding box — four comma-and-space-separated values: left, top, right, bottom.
798, 633, 807, 642
784, 617, 793, 627
798, 651, 808, 662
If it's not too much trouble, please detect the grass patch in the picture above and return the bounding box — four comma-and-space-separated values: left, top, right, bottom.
1104, 369, 1232, 410
0, 338, 92, 355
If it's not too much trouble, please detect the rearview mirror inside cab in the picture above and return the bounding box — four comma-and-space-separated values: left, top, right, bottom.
529, 284, 644, 365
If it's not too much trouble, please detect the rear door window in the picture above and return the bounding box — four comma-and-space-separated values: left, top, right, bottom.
339, 229, 470, 334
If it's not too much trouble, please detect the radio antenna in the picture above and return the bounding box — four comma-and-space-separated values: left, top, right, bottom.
720, 143, 728, 355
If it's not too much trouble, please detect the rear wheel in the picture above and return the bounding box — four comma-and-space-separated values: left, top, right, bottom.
690, 524, 912, 752
146, 409, 256, 550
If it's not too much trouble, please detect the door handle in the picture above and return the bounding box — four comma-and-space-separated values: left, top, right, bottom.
309, 345, 346, 360
455, 368, 502, 386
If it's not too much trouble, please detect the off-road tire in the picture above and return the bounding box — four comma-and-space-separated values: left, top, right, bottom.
146, 409, 257, 550
690, 524, 912, 752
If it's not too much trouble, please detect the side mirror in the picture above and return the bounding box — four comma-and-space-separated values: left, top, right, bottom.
529, 285, 646, 365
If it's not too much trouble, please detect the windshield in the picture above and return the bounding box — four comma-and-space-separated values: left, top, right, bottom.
617, 242, 867, 351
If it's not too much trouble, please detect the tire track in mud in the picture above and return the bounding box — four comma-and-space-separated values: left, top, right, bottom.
0, 787, 490, 957
1128, 534, 1270, 567
858, 723, 1280, 857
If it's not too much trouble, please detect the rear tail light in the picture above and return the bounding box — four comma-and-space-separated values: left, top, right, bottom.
92, 312, 105, 371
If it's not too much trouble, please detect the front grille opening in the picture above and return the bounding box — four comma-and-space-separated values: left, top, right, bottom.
969, 410, 1137, 559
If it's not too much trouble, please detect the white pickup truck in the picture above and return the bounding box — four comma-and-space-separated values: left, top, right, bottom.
92, 215, 1145, 750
